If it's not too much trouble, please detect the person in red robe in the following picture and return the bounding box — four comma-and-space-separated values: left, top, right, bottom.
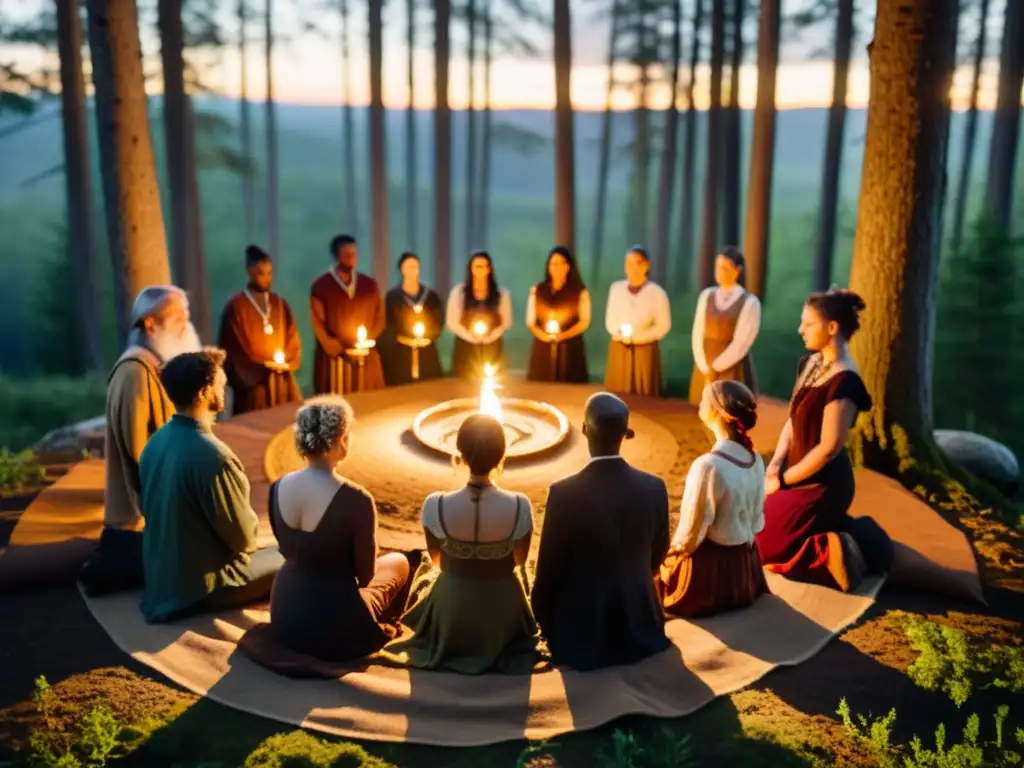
217, 245, 302, 414
310, 234, 386, 394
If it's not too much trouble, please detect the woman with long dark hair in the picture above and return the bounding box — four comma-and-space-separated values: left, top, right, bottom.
526, 246, 590, 382
445, 251, 512, 378
378, 253, 445, 385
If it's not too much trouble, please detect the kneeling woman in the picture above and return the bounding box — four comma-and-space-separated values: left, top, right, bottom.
658, 380, 769, 617
446, 251, 513, 377
382, 414, 541, 673
266, 397, 413, 661
756, 289, 892, 592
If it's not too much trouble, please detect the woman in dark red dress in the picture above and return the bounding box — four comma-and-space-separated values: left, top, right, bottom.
755, 289, 892, 592
526, 246, 590, 382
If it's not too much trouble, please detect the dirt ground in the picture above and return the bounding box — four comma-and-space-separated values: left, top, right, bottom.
0, 403, 1021, 767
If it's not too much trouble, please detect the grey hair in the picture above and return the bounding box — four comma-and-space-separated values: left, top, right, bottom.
130, 285, 188, 328
294, 395, 354, 458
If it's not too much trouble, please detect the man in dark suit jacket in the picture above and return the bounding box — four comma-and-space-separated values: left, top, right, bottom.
531, 392, 671, 670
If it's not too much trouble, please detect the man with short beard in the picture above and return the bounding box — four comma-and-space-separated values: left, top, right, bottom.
139, 348, 282, 622
80, 285, 203, 595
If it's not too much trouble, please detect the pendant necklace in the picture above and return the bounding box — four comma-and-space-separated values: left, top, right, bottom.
403, 284, 425, 314
244, 289, 274, 335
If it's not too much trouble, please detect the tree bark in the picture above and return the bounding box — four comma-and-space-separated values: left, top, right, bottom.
721, 0, 743, 245
812, 0, 854, 291
464, 0, 477, 251
983, 0, 1023, 236
56, 0, 103, 371
847, 0, 958, 471
369, 0, 389, 285
590, 0, 622, 285
434, 0, 453, 295
477, 3, 493, 246
696, 0, 725, 288
672, 0, 703, 293
239, 0, 255, 244
406, 0, 417, 251
184, 97, 212, 340
949, 0, 989, 258
86, 0, 170, 328
159, 0, 190, 292
341, 0, 358, 238
742, 0, 779, 301
264, 0, 279, 257
631, 0, 652, 242
652, 0, 682, 285
553, 0, 575, 253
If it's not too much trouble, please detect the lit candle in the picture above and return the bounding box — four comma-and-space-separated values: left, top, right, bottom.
479, 363, 503, 422
545, 319, 560, 337
413, 321, 425, 340
411, 322, 425, 380
273, 351, 285, 366
356, 325, 367, 345
472, 320, 488, 339
620, 323, 633, 342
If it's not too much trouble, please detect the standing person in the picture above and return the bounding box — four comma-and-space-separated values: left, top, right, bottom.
378, 252, 445, 385
79, 286, 201, 596
139, 348, 283, 623
526, 246, 590, 383
756, 289, 892, 593
217, 245, 301, 414
310, 234, 386, 394
689, 246, 761, 405
603, 246, 672, 396
531, 393, 670, 670
445, 251, 513, 378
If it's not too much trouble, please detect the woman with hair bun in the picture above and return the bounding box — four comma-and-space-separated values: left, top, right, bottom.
264, 396, 414, 662
658, 380, 769, 617
382, 413, 541, 673
755, 289, 892, 593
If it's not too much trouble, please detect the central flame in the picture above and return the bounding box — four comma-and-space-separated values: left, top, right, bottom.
479, 363, 504, 423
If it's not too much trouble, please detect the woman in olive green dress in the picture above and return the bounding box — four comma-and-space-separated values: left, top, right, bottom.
382, 414, 541, 674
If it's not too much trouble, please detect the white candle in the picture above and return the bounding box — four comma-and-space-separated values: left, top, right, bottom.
413, 321, 425, 340
357, 325, 367, 344
545, 319, 560, 337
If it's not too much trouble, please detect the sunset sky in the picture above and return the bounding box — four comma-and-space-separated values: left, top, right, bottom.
2, 0, 1015, 112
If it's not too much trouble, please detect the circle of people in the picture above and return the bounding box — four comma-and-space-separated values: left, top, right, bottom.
78, 235, 894, 675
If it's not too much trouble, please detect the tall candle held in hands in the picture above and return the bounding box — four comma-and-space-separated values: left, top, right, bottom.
620, 323, 633, 342
410, 321, 425, 380
413, 321, 425, 340
357, 325, 367, 344
545, 319, 560, 337
273, 351, 285, 365
472, 320, 488, 339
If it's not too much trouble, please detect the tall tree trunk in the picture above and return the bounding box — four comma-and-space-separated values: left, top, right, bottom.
341, 0, 358, 237
369, 0, 389, 284
697, 0, 726, 288
847, 0, 958, 472
265, 0, 279, 257
86, 0, 170, 331
239, 0, 255, 243
434, 0, 453, 294
812, 0, 854, 291
742, 0, 779, 300
184, 97, 212, 340
631, 1, 651, 242
553, 0, 575, 253
672, 0, 703, 293
984, 0, 1024, 236
477, 3, 493, 246
590, 0, 622, 285
406, 0, 417, 251
56, 0, 103, 371
159, 0, 190, 293
949, 0, 989, 257
721, 0, 743, 245
652, 0, 682, 284
464, 0, 477, 251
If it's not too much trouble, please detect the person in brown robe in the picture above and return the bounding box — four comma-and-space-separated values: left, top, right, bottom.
310, 234, 386, 394
531, 392, 670, 671
218, 246, 302, 414
688, 246, 760, 405
80, 285, 201, 595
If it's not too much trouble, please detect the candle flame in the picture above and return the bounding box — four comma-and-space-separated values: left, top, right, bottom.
413, 321, 425, 339
545, 319, 560, 336
472, 320, 487, 338
356, 325, 367, 343
479, 363, 503, 423
273, 351, 285, 365
620, 323, 633, 339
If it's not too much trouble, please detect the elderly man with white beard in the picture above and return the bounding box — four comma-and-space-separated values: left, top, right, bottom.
79, 285, 203, 595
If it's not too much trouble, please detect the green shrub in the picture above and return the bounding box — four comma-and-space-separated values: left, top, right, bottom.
242, 732, 395, 768
0, 447, 46, 494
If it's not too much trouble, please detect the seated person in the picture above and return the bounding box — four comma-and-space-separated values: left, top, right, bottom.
139, 349, 283, 623
267, 396, 414, 661
756, 289, 892, 592
531, 393, 671, 671
382, 414, 540, 674
658, 381, 769, 618
80, 285, 201, 596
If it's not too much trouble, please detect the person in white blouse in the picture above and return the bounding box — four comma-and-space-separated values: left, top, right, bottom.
445, 251, 513, 378
603, 246, 672, 396
526, 246, 591, 382
657, 380, 770, 618
689, 246, 761, 405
